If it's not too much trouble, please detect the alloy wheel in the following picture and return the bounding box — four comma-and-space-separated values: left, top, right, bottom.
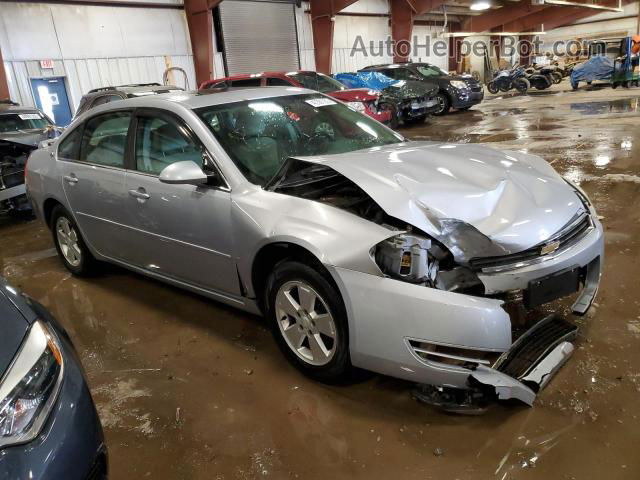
56, 217, 82, 267
275, 280, 337, 366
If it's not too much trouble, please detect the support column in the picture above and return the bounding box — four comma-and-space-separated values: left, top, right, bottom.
309, 0, 335, 74
309, 0, 359, 74
0, 47, 9, 100
390, 0, 415, 63
184, 0, 220, 87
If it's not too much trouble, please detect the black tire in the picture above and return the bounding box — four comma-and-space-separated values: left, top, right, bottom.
514, 78, 529, 94
612, 82, 618, 89
265, 260, 352, 383
380, 102, 399, 129
51, 205, 97, 276
433, 92, 450, 116
487, 81, 499, 94
551, 72, 562, 84
404, 114, 428, 125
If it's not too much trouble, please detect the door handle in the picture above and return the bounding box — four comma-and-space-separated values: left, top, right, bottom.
129, 189, 150, 201
63, 174, 78, 184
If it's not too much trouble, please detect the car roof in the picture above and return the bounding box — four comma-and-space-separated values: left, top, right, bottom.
86, 84, 183, 96
203, 71, 324, 84
82, 86, 317, 113
362, 63, 415, 70
0, 104, 41, 115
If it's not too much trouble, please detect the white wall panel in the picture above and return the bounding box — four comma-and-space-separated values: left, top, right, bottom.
6, 55, 195, 111
0, 2, 195, 112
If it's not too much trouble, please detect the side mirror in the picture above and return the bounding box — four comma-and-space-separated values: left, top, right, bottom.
159, 161, 208, 185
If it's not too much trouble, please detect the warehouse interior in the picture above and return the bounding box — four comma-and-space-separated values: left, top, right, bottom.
0, 0, 639, 479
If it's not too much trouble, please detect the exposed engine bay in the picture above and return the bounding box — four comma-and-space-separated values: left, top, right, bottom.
267, 158, 485, 295
0, 139, 34, 212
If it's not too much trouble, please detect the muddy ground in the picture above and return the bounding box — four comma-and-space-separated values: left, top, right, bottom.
1, 81, 639, 479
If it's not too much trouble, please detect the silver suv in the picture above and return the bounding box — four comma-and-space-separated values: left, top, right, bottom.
26, 88, 603, 409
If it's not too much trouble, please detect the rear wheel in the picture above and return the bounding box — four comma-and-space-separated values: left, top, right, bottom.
265, 260, 352, 383
51, 205, 97, 276
433, 92, 450, 115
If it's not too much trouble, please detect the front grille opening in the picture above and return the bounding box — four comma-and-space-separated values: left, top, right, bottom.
409, 340, 502, 369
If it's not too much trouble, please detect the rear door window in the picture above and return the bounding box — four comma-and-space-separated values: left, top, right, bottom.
79, 111, 131, 168
91, 94, 123, 108
231, 78, 262, 87
266, 77, 292, 86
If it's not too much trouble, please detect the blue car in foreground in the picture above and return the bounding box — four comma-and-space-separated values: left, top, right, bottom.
0, 278, 107, 479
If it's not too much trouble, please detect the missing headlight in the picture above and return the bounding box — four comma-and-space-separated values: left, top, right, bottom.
374, 231, 484, 294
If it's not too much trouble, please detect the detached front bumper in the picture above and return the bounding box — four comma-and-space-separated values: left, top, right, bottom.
327, 220, 603, 405
0, 183, 26, 202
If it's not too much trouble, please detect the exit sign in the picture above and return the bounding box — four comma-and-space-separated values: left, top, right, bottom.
40, 60, 54, 69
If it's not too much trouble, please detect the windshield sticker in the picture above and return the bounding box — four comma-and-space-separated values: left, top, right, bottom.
18, 113, 42, 120
305, 98, 336, 108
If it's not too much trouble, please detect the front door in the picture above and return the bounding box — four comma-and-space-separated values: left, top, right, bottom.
58, 110, 132, 260
30, 77, 73, 126
123, 110, 240, 296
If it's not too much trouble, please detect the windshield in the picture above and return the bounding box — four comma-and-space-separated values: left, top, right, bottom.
0, 112, 50, 133
196, 94, 403, 186
287, 72, 346, 93
415, 65, 448, 78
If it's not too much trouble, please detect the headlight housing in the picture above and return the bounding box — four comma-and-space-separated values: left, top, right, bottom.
450, 80, 468, 90
345, 101, 366, 112
0, 321, 63, 448
373, 231, 484, 294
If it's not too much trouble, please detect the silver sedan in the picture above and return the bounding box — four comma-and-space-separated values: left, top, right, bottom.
26, 87, 603, 409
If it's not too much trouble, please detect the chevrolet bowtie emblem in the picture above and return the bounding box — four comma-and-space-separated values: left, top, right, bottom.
540, 240, 561, 255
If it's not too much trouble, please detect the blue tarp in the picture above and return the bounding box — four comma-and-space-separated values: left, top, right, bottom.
570, 55, 614, 89
334, 72, 400, 90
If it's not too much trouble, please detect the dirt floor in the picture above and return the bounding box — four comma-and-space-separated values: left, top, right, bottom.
1, 81, 639, 479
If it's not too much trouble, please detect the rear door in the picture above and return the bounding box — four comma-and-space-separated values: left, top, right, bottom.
122, 109, 240, 295
57, 110, 132, 260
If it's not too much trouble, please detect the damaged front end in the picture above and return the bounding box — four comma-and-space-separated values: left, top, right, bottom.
0, 138, 35, 212
267, 156, 603, 409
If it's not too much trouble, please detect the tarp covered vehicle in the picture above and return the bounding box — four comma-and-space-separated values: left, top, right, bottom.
335, 72, 439, 126
570, 56, 614, 90
0, 101, 61, 213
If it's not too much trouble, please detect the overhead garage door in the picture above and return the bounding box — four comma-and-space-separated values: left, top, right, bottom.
219, 0, 300, 76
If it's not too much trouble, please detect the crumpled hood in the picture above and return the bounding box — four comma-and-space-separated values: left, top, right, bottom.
382, 80, 437, 101
297, 141, 583, 258
0, 129, 51, 148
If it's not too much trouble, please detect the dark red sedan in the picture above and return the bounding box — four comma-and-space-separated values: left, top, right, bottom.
200, 71, 393, 124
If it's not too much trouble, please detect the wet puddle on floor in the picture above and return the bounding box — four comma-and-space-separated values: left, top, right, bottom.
570, 97, 640, 115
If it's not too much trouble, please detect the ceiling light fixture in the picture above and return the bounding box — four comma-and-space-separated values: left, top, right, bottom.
470, 1, 491, 10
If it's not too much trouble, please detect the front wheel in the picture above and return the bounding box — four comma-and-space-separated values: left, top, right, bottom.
487, 81, 499, 94
514, 78, 530, 93
404, 114, 428, 125
433, 92, 450, 115
265, 260, 352, 383
51, 205, 98, 276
